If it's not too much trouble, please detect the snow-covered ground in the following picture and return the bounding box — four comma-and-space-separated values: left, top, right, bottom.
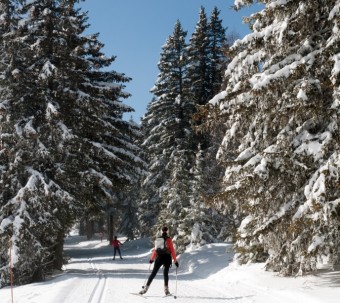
1, 232, 339, 303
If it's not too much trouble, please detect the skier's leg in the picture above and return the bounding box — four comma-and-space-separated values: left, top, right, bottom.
163, 265, 170, 287
146, 258, 162, 286
163, 255, 172, 295
118, 247, 123, 259
163, 255, 172, 286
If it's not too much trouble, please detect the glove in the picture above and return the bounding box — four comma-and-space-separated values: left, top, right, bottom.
149, 259, 154, 264
175, 261, 179, 268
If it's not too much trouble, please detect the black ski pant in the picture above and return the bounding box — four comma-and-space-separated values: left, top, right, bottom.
146, 254, 172, 287
113, 247, 122, 259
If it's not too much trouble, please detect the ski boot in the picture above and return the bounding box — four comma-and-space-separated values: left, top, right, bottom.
139, 285, 149, 295
164, 286, 170, 295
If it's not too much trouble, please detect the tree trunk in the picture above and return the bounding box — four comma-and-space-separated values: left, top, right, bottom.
108, 214, 114, 244
79, 218, 86, 235
86, 218, 94, 240
54, 230, 65, 270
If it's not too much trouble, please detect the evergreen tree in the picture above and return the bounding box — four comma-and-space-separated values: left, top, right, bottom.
139, 21, 193, 238
187, 7, 230, 247
0, 0, 79, 285
118, 189, 141, 240
187, 6, 211, 107
200, 6, 229, 213
0, 0, 142, 286
187, 6, 227, 108
188, 5, 228, 203
117, 117, 143, 240
141, 9, 230, 252
157, 148, 194, 253
210, 0, 340, 275
187, 145, 218, 248
138, 99, 164, 233
208, 7, 228, 97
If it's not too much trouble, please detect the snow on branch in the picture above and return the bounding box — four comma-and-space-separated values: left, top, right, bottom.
307, 235, 324, 253
89, 168, 113, 187
254, 200, 294, 235
90, 141, 119, 160
329, 2, 340, 20
293, 130, 332, 161
11, 168, 51, 202
294, 153, 340, 220
46, 102, 59, 120
57, 122, 74, 140
331, 53, 340, 84
39, 60, 57, 80
267, 0, 291, 9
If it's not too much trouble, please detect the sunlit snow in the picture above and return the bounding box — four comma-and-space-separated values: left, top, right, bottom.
0, 232, 339, 303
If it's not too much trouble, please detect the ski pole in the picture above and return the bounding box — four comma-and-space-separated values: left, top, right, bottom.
9, 239, 14, 303
142, 263, 151, 289
174, 267, 178, 299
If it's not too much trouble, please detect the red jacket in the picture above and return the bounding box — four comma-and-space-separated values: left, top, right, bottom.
111, 239, 122, 248
150, 237, 177, 262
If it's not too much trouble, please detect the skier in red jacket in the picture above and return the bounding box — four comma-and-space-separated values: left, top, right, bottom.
139, 226, 179, 296
111, 236, 123, 260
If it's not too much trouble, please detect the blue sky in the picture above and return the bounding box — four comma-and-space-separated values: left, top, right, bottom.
79, 0, 262, 122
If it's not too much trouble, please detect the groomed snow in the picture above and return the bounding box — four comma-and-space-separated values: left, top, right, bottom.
1, 232, 339, 302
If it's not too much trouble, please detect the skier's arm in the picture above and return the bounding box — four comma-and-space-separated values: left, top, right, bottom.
150, 249, 157, 261
167, 238, 177, 262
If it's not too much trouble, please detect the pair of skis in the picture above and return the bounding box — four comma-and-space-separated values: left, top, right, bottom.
130, 292, 175, 299
135, 263, 178, 299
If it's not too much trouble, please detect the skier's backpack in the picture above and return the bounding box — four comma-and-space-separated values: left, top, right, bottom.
155, 236, 169, 255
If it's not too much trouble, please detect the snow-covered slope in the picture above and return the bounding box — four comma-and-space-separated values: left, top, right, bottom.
0, 233, 339, 302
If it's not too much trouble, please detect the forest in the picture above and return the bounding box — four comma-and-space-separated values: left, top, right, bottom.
0, 0, 339, 287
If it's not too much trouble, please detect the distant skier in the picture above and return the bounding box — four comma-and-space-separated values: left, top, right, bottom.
139, 226, 179, 296
111, 236, 123, 260
99, 229, 105, 242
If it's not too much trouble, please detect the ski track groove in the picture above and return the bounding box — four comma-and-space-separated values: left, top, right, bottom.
86, 257, 108, 303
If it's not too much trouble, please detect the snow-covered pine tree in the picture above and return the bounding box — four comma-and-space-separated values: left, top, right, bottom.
187, 145, 218, 249
139, 21, 194, 239
210, 0, 340, 275
0, 0, 78, 285
141, 9, 230, 251
186, 6, 211, 173
118, 189, 141, 240
187, 6, 211, 108
151, 10, 230, 251
202, 7, 231, 235
116, 118, 143, 241
156, 148, 194, 253
188, 5, 228, 196
185, 6, 230, 248
208, 6, 228, 97
0, 0, 142, 286
187, 5, 228, 112
138, 99, 164, 234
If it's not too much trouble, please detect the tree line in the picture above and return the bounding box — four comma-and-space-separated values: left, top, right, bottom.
1, 0, 339, 287
138, 6, 232, 253
0, 0, 143, 286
